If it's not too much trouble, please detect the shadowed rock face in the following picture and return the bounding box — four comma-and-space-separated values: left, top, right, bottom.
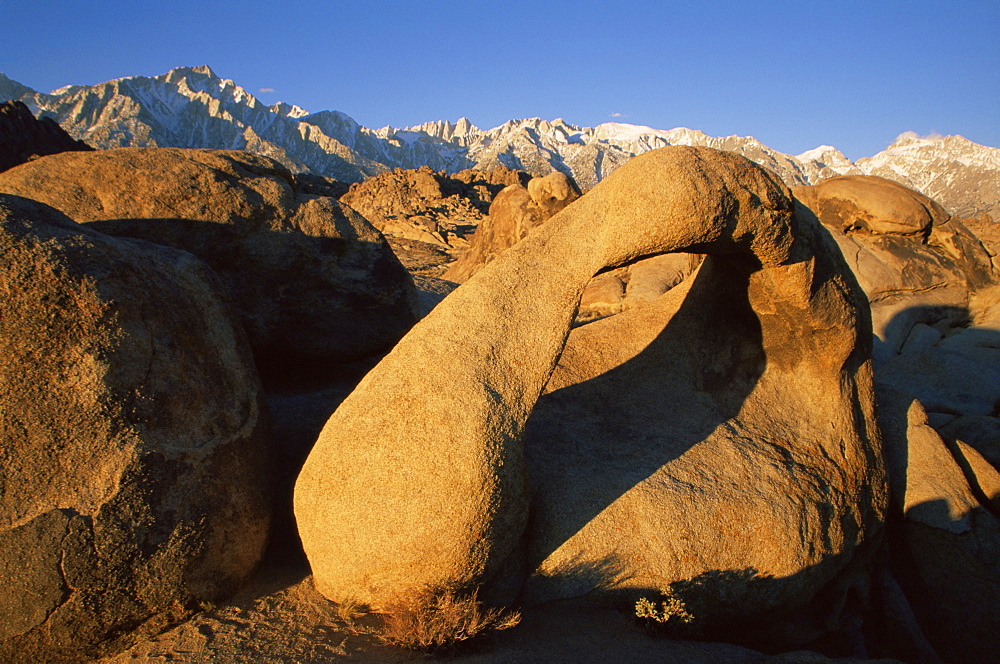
294, 146, 886, 647
877, 389, 1000, 664
0, 148, 419, 386
0, 195, 271, 662
0, 100, 92, 173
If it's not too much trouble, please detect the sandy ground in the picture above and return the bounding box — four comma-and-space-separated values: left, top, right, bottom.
92, 558, 786, 663
95, 549, 901, 664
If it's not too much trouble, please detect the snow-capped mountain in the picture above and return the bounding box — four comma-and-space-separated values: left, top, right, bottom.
2, 66, 997, 219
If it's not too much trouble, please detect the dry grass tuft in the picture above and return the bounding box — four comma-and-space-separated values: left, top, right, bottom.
335, 598, 368, 626
373, 588, 521, 654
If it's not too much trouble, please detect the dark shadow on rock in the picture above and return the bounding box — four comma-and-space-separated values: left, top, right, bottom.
546, 560, 877, 658
522, 255, 765, 575
262, 377, 372, 566
518, 255, 883, 655
874, 304, 971, 365
512, 210, 886, 656
873, 380, 1000, 663
83, 216, 418, 390
880, 497, 999, 664
79, 215, 418, 566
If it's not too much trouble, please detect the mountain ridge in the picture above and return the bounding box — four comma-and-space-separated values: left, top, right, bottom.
2, 65, 997, 219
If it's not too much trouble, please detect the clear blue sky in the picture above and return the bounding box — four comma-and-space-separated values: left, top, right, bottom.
2, 0, 997, 160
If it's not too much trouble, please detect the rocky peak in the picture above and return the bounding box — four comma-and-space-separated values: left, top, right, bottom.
796, 145, 859, 178
857, 133, 1000, 218
407, 117, 482, 144
270, 101, 310, 118
188, 64, 219, 78
0, 72, 35, 102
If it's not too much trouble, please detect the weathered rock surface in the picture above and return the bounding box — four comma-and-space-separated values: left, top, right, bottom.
444, 170, 696, 320
340, 165, 530, 252
876, 389, 1000, 664
575, 253, 703, 323
0, 194, 271, 662
443, 171, 580, 283
793, 175, 996, 364
625, 252, 702, 305
0, 148, 418, 385
526, 171, 582, 218
295, 145, 886, 652
0, 100, 92, 173
794, 176, 947, 237
960, 212, 1000, 263
519, 183, 885, 650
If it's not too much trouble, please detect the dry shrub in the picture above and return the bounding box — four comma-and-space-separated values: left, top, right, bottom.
635, 587, 696, 637
374, 588, 520, 654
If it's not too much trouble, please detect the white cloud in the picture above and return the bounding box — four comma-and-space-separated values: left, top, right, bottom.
896, 130, 944, 142
610, 112, 627, 118
258, 87, 275, 93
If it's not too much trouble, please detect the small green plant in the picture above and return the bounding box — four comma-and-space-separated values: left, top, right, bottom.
373, 587, 521, 654
635, 588, 694, 633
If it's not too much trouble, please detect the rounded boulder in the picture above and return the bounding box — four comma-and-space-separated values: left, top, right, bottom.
0, 195, 271, 662
0, 148, 419, 385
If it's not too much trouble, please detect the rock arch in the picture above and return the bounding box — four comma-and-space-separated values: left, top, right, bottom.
294, 147, 886, 630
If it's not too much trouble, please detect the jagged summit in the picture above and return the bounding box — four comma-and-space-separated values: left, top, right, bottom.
188, 64, 218, 77
1, 66, 996, 217
270, 101, 309, 118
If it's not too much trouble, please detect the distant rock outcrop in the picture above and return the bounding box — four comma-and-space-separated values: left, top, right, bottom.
294, 147, 885, 654
0, 194, 271, 662
0, 148, 419, 386
0, 100, 92, 172
340, 165, 530, 250
443, 171, 580, 283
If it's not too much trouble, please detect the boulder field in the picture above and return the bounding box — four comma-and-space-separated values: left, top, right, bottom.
340, 164, 530, 252
2, 132, 998, 661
